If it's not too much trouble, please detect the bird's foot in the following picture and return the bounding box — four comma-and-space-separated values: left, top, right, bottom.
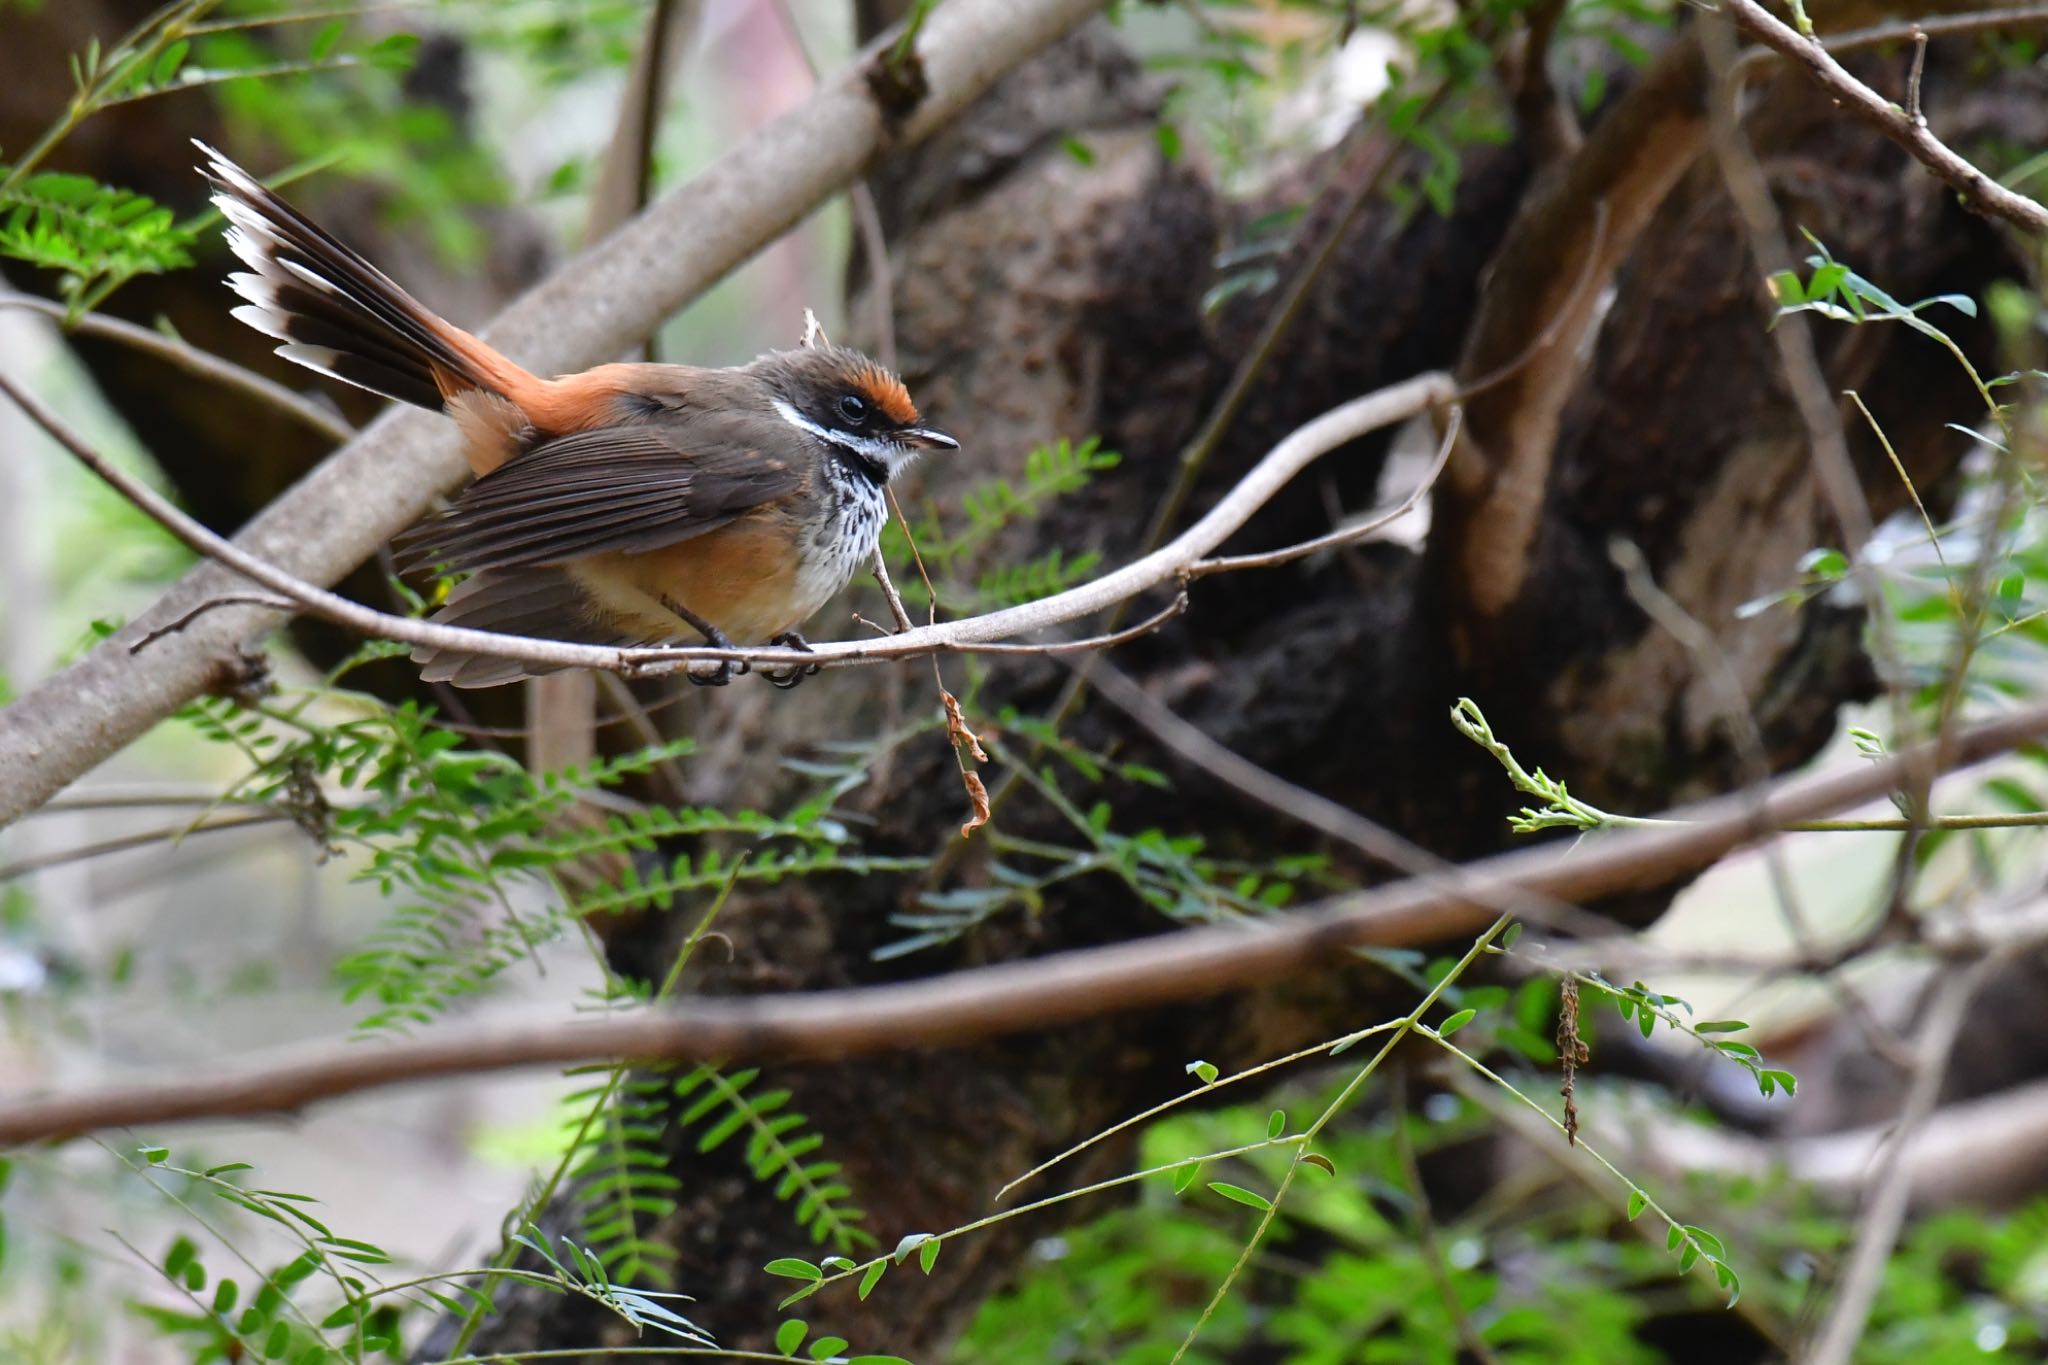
662, 596, 747, 686
764, 631, 823, 690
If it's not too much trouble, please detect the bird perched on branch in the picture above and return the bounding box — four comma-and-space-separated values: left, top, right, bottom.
196, 142, 956, 688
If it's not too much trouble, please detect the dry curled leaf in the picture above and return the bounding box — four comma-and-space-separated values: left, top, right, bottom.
1557, 977, 1591, 1145
941, 685, 991, 836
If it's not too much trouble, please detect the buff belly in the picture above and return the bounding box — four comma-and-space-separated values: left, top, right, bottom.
568, 513, 849, 644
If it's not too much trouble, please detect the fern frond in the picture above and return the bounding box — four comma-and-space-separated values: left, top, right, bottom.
675, 1067, 875, 1253
574, 848, 927, 917
0, 172, 196, 312
559, 1073, 684, 1287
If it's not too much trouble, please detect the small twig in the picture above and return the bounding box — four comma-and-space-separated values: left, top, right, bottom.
1083, 661, 1619, 938
1905, 26, 1929, 126
1189, 407, 1459, 578
0, 811, 293, 882
1720, 0, 2048, 234
1803, 952, 2010, 1365
129, 595, 300, 652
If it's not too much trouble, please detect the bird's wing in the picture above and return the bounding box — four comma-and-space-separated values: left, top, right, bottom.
395, 418, 805, 573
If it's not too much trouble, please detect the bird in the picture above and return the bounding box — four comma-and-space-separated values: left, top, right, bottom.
194, 141, 957, 689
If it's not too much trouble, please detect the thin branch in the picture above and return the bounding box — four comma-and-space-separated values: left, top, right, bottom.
0, 0, 1122, 831
13, 692, 2048, 1144
1188, 406, 1458, 578
0, 811, 291, 881
1079, 657, 1614, 937
1721, 0, 2048, 234
1803, 952, 2010, 1365
0, 363, 1456, 686
0, 292, 353, 444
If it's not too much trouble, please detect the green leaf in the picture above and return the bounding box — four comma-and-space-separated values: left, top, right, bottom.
918, 1238, 940, 1275
1172, 1162, 1203, 1194
1301, 1152, 1336, 1177
765, 1258, 823, 1282
309, 20, 345, 61
810, 1338, 850, 1361
1186, 1059, 1219, 1085
1438, 1008, 1476, 1037
141, 1144, 170, 1164
1626, 1189, 1647, 1220
1207, 1181, 1273, 1212
1666, 1224, 1684, 1252
163, 1236, 197, 1278
150, 39, 189, 86
776, 1319, 809, 1355
365, 31, 421, 71
858, 1260, 887, 1300
1266, 1109, 1286, 1139
1694, 1020, 1748, 1034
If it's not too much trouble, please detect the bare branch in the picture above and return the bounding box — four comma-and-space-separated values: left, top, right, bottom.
1721, 0, 2048, 234
1803, 953, 2011, 1365
12, 692, 2048, 1145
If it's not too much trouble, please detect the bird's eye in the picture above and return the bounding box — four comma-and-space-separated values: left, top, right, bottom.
838, 393, 868, 424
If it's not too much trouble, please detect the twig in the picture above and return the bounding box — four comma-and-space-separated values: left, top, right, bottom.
1188, 406, 1458, 578
1079, 658, 1615, 936
13, 689, 2048, 1144
0, 292, 353, 445
0, 365, 1457, 690
128, 595, 300, 651
1511, 0, 1581, 161
1803, 952, 2010, 1365
1720, 0, 2048, 234
1905, 26, 1928, 126
0, 811, 293, 881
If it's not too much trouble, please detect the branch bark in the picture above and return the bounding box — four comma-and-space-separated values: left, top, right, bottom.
11, 688, 2048, 1148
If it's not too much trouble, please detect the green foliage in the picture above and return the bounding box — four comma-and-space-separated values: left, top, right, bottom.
879, 714, 1332, 957
0, 173, 197, 316
882, 436, 1121, 613
674, 1066, 875, 1254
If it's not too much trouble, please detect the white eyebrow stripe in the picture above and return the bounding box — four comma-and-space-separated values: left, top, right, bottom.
772, 398, 897, 467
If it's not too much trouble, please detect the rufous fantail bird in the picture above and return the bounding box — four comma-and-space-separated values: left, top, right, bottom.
194, 142, 956, 689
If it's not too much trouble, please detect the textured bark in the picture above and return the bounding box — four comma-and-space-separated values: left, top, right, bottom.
449, 23, 2035, 1365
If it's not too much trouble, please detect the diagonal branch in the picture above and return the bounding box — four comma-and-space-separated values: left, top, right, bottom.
0, 0, 1117, 828
11, 688, 2048, 1146
1722, 0, 2048, 235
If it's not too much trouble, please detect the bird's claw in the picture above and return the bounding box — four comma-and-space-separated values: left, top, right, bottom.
764, 632, 823, 690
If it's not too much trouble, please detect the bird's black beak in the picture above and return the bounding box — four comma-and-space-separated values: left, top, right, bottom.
901, 426, 959, 451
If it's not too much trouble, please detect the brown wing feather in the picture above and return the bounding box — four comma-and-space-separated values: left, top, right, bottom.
396, 415, 803, 574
